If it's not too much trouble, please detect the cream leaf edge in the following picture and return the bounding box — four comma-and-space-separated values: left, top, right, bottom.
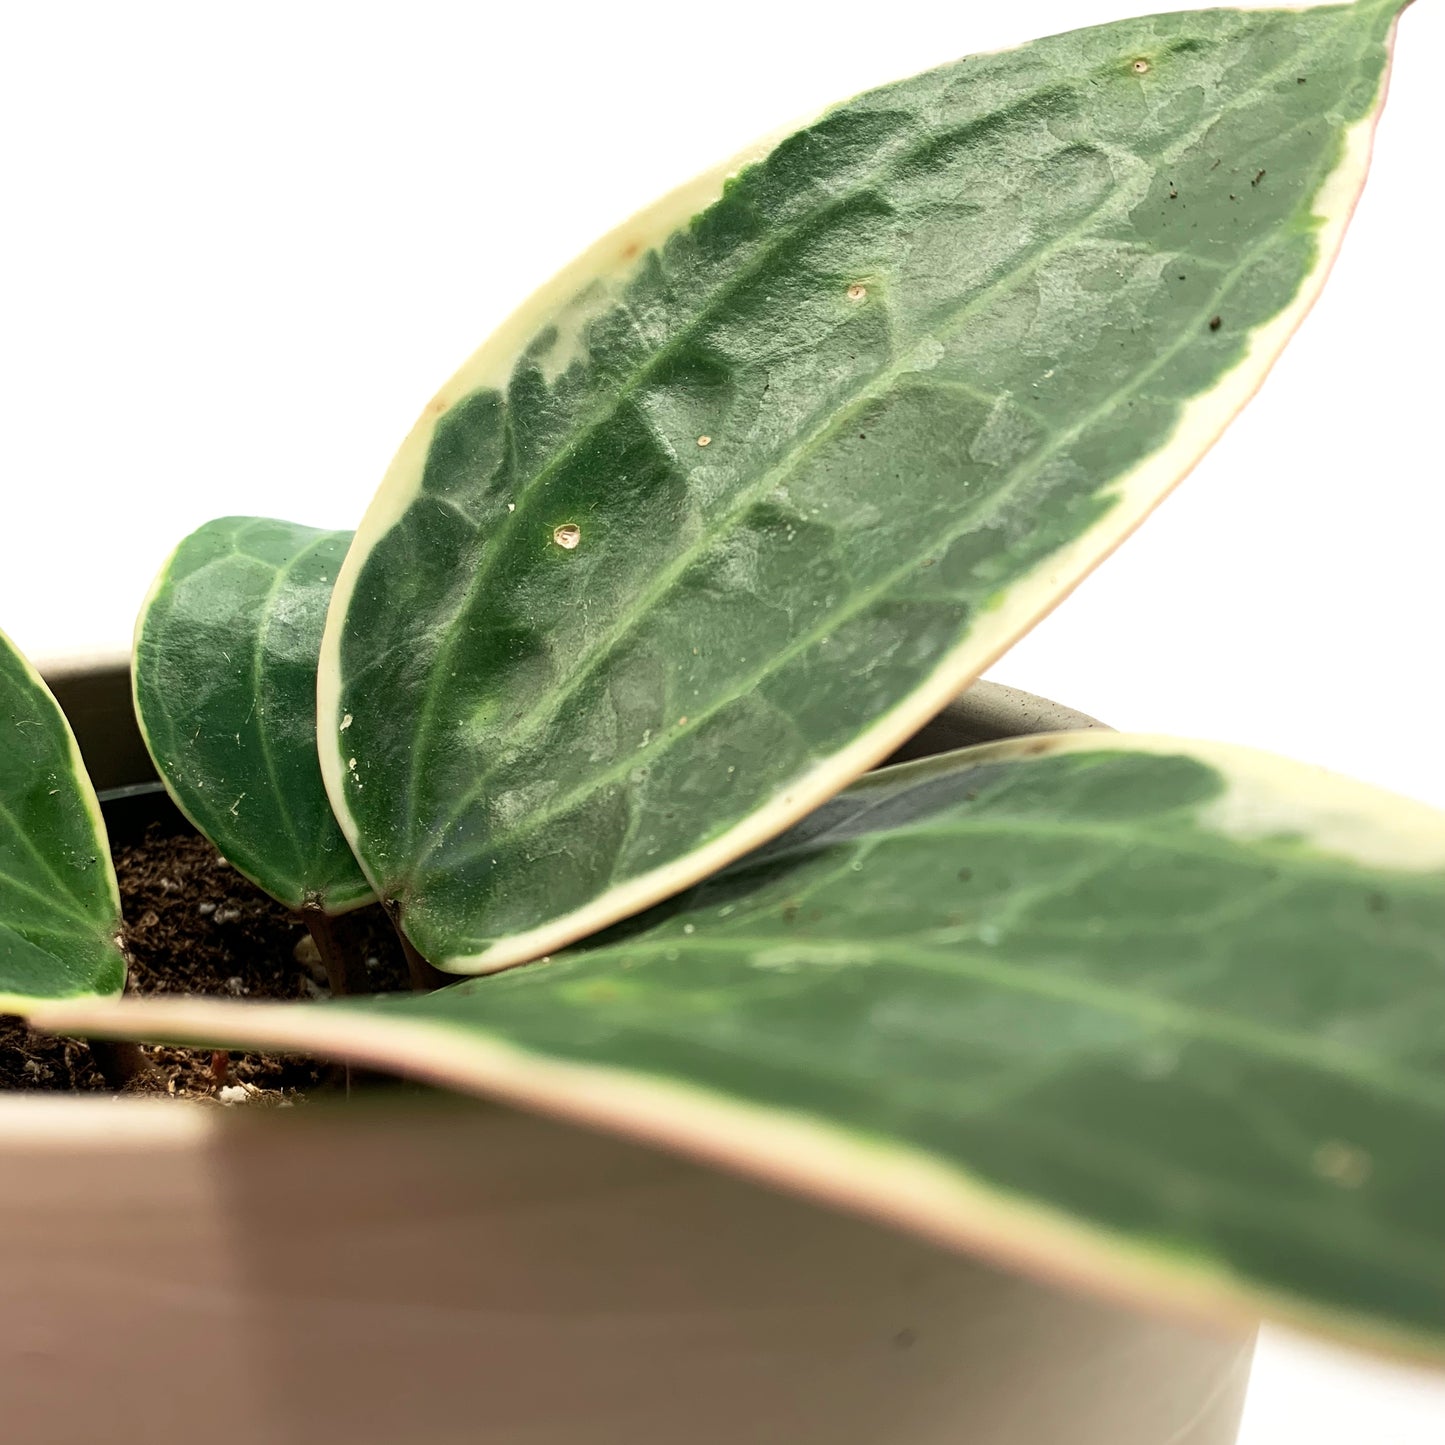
320, 14, 1402, 974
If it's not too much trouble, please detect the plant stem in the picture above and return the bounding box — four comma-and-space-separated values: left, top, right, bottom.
386, 909, 449, 992
86, 955, 152, 1089
303, 907, 370, 996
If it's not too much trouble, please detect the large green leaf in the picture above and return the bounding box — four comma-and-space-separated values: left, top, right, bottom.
319, 1, 1408, 973
0, 629, 125, 1008
134, 517, 373, 915
32, 734, 1445, 1358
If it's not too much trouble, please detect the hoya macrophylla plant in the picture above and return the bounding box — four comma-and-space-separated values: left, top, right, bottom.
318, 0, 1408, 975
134, 518, 376, 990
0, 629, 125, 1010
34, 734, 1445, 1357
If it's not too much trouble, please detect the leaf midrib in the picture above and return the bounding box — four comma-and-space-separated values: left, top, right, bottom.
418, 213, 1290, 875
578, 934, 1445, 1111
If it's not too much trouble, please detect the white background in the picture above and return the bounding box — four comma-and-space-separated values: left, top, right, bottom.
2, 2, 1441, 1437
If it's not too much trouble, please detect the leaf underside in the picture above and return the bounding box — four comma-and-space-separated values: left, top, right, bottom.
33, 734, 1445, 1358
0, 630, 125, 1006
134, 517, 373, 915
324, 2, 1400, 971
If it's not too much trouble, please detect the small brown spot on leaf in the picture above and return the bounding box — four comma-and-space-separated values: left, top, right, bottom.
1252, 169, 1266, 187
1209, 315, 1223, 331
958, 868, 973, 883
621, 240, 641, 260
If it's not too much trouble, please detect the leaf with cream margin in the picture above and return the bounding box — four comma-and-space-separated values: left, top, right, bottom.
0, 629, 125, 1008
319, 1, 1411, 973
32, 734, 1445, 1359
134, 518, 373, 916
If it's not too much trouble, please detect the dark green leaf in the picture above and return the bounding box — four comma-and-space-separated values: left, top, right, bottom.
320, 1, 1407, 971
135, 517, 373, 914
0, 630, 125, 1006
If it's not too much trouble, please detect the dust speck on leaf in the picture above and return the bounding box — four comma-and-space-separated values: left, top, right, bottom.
341, 713, 353, 731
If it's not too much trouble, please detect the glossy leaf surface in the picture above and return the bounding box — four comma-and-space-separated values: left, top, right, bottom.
135, 518, 373, 914
322, 1, 1406, 972
0, 630, 125, 1006
36, 733, 1445, 1357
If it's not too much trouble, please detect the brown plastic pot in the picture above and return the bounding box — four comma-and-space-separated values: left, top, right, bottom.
0, 656, 1255, 1444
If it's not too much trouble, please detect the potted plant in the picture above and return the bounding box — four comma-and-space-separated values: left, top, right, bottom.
2, 3, 1438, 1441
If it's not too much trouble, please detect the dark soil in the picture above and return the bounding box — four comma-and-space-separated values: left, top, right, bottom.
0, 790, 411, 1101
